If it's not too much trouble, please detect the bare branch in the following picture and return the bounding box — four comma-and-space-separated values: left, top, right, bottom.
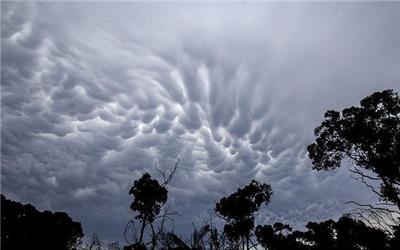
346, 200, 400, 235
155, 158, 180, 187
123, 220, 138, 245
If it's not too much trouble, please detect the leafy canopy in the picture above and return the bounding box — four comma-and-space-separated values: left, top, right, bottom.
256, 216, 392, 250
1, 195, 83, 250
307, 89, 400, 208
129, 173, 168, 223
215, 179, 272, 242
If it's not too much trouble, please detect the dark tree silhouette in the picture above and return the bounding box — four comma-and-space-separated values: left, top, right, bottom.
256, 216, 396, 250
1, 194, 83, 250
301, 219, 336, 250
334, 216, 389, 250
215, 180, 272, 249
301, 216, 392, 250
255, 222, 302, 250
307, 89, 400, 211
129, 173, 168, 246
125, 159, 180, 250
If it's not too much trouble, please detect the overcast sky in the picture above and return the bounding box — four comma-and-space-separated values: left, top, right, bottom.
1, 1, 400, 243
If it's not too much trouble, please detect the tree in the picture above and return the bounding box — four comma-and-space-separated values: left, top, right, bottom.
307, 89, 400, 212
130, 173, 168, 243
1, 194, 83, 250
125, 159, 180, 250
127, 173, 168, 248
215, 180, 272, 250
256, 216, 393, 250
255, 223, 301, 250
334, 216, 389, 250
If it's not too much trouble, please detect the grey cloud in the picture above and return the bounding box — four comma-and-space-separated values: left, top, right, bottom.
180, 103, 203, 131
2, 1, 400, 241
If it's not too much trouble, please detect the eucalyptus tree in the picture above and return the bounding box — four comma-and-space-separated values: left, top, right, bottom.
215, 180, 272, 250
307, 89, 400, 225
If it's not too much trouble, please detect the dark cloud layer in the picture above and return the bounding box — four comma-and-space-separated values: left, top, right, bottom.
2, 2, 400, 241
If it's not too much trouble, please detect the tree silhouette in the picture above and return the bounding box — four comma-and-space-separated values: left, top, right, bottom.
307, 89, 400, 211
125, 159, 180, 250
303, 216, 392, 250
334, 216, 389, 250
255, 223, 302, 250
1, 194, 83, 250
129, 173, 168, 246
215, 180, 272, 249
256, 216, 396, 250
301, 219, 336, 250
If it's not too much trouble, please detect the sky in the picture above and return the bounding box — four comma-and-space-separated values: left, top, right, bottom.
1, 1, 400, 243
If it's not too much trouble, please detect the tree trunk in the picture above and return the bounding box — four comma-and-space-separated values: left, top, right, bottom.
139, 214, 147, 244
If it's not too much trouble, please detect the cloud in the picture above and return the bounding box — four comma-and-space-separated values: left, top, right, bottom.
1, 1, 399, 241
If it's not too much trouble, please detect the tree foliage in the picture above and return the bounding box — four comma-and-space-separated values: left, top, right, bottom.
125, 159, 180, 249
128, 173, 168, 247
129, 173, 168, 224
307, 89, 400, 208
256, 216, 400, 250
1, 194, 83, 250
215, 180, 272, 249
255, 223, 299, 250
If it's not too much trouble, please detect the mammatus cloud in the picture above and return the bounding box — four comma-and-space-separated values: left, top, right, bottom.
1, 2, 399, 240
